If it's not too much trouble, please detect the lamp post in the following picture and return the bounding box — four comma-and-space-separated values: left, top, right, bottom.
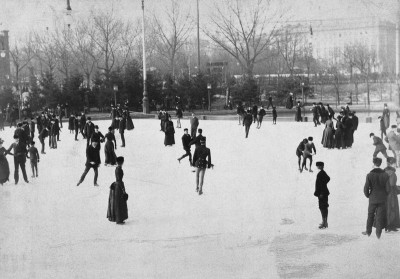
141, 0, 149, 113
301, 82, 305, 117
207, 83, 211, 111
113, 85, 118, 106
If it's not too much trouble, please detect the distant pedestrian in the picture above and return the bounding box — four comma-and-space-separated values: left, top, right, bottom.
76, 141, 101, 186
295, 101, 302, 122
314, 161, 330, 229
119, 116, 126, 147
362, 157, 390, 239
252, 104, 258, 124
296, 138, 308, 171
28, 141, 39, 178
382, 103, 390, 129
176, 106, 183, 128
164, 115, 175, 146
68, 114, 75, 134
327, 104, 335, 120
38, 127, 49, 154
272, 106, 277, 124
237, 103, 245, 125
80, 113, 87, 138
29, 118, 35, 140
190, 113, 199, 138
256, 106, 266, 128
84, 117, 95, 147
311, 103, 320, 127
267, 95, 273, 109
74, 114, 80, 141
0, 138, 10, 185
243, 110, 253, 138
104, 127, 117, 166
378, 116, 387, 140
286, 93, 294, 109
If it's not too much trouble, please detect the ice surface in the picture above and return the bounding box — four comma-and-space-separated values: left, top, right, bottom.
1, 118, 400, 278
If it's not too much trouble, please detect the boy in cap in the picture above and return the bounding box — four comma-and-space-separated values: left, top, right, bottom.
314, 161, 330, 229
362, 157, 390, 239
77, 141, 101, 186
370, 133, 388, 159
301, 136, 316, 172
178, 128, 193, 166
28, 141, 39, 178
193, 137, 212, 195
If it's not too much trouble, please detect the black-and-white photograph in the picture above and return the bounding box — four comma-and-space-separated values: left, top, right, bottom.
1, 0, 400, 278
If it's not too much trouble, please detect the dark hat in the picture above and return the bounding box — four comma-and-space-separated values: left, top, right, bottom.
94, 125, 99, 129
373, 157, 382, 166
87, 117, 91, 120
387, 157, 396, 165
316, 161, 324, 167
369, 133, 374, 137
302, 138, 308, 144
391, 125, 397, 129
184, 128, 188, 131
31, 141, 35, 145
108, 126, 113, 131
13, 135, 19, 139
116, 156, 124, 164
308, 136, 313, 141
313, 102, 316, 105
198, 128, 202, 133
200, 137, 206, 144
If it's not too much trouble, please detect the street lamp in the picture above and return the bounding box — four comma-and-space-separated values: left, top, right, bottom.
141, 0, 149, 113
207, 83, 212, 111
301, 82, 305, 117
66, 0, 72, 28
113, 85, 118, 106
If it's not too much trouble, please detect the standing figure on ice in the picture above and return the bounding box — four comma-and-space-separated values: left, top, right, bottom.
236, 103, 245, 125
177, 128, 192, 166
74, 114, 80, 141
84, 117, 95, 147
378, 116, 387, 140
6, 135, 29, 184
295, 101, 302, 122
311, 103, 320, 127
296, 138, 308, 171
301, 137, 316, 172
193, 137, 212, 195
383, 157, 400, 232
28, 141, 39, 178
243, 110, 253, 138
370, 133, 388, 159
256, 106, 266, 129
314, 161, 330, 229
175, 106, 183, 128
0, 138, 10, 185
384, 125, 400, 166
77, 141, 101, 187
164, 115, 175, 146
382, 103, 390, 130
107, 156, 128, 225
335, 115, 345, 149
104, 127, 117, 166
362, 157, 390, 239
321, 116, 335, 149
272, 106, 277, 124
119, 115, 126, 148
190, 113, 199, 138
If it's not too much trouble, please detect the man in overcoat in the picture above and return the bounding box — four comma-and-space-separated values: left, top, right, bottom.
362, 157, 390, 239
190, 113, 199, 138
243, 110, 253, 138
370, 133, 388, 159
77, 141, 101, 186
84, 117, 95, 147
314, 161, 330, 229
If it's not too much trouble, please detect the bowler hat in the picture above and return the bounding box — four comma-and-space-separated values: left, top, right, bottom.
316, 161, 324, 167
373, 157, 382, 166
116, 156, 124, 164
200, 137, 206, 143
387, 157, 396, 165
94, 125, 99, 129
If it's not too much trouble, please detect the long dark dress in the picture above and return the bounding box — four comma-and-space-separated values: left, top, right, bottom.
334, 121, 345, 149
321, 119, 335, 148
164, 120, 175, 146
126, 112, 134, 130
295, 106, 302, 122
0, 147, 10, 184
383, 108, 390, 129
107, 166, 128, 223
104, 132, 117, 165
384, 166, 400, 230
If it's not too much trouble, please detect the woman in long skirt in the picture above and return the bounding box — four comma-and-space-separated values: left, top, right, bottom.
107, 156, 128, 224
0, 138, 10, 185
334, 116, 345, 149
384, 157, 400, 232
125, 110, 134, 131
164, 116, 175, 146
322, 116, 335, 149
104, 127, 117, 166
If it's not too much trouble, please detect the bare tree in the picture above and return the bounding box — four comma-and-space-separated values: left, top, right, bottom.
9, 36, 35, 91
152, 0, 193, 78
277, 25, 304, 76
205, 0, 284, 77
32, 29, 59, 75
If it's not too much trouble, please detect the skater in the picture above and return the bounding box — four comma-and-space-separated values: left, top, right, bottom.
91, 125, 105, 151
301, 137, 316, 172
362, 157, 390, 239
319, 103, 328, 124
27, 141, 39, 178
343, 113, 354, 148
74, 114, 80, 141
327, 104, 336, 120
237, 103, 245, 125
80, 112, 87, 138
164, 115, 175, 146
104, 127, 117, 166
84, 117, 95, 147
334, 116, 345, 149
50, 119, 58, 149
382, 103, 390, 130
378, 116, 387, 140
68, 114, 75, 134
107, 156, 128, 225
6, 135, 29, 184
243, 110, 253, 138
193, 137, 212, 195
267, 95, 273, 109
54, 118, 61, 141
272, 106, 277, 124
252, 104, 258, 123
314, 161, 330, 229
311, 103, 320, 127
176, 106, 183, 128
295, 101, 302, 122
190, 113, 199, 138
29, 118, 35, 140
370, 133, 389, 159
0, 138, 10, 185
125, 109, 134, 131
384, 157, 400, 232
351, 112, 359, 144
76, 141, 101, 186
257, 106, 266, 128
190, 128, 205, 149
385, 125, 400, 166
296, 138, 308, 171
177, 128, 192, 166
286, 93, 294, 109
38, 127, 49, 154
119, 116, 126, 147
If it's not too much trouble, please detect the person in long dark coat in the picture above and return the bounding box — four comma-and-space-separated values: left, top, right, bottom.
334, 116, 345, 149
351, 112, 358, 145
321, 116, 335, 149
68, 114, 75, 134
190, 113, 199, 138
295, 101, 302, 122
362, 157, 390, 239
74, 114, 80, 141
314, 161, 330, 229
296, 138, 308, 171
286, 93, 294, 109
84, 117, 95, 147
80, 113, 87, 138
107, 156, 128, 224
383, 103, 390, 129
379, 116, 387, 140
125, 110, 134, 131
91, 125, 105, 151
257, 106, 266, 128
176, 106, 183, 128
164, 116, 175, 146
104, 127, 117, 166
311, 103, 320, 127
327, 104, 336, 120
178, 128, 192, 166
343, 114, 354, 148
384, 157, 400, 232
77, 141, 101, 186
119, 116, 126, 147
0, 138, 10, 185
243, 110, 253, 138
193, 137, 212, 195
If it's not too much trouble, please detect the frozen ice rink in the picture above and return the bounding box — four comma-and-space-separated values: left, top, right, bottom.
1, 118, 400, 278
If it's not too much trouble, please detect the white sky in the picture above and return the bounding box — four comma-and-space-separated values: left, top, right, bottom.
0, 0, 398, 42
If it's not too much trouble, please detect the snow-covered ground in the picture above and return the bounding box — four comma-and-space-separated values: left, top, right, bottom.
1, 118, 400, 279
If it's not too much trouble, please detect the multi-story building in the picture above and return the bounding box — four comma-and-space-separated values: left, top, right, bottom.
0, 30, 11, 88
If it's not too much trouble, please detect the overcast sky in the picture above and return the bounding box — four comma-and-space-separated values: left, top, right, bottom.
1, 0, 398, 42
